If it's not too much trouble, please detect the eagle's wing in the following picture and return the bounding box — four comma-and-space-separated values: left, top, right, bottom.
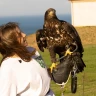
60, 20, 86, 72
36, 29, 47, 52
60, 20, 84, 53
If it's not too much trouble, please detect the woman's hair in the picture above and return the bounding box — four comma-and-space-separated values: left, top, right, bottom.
0, 22, 36, 65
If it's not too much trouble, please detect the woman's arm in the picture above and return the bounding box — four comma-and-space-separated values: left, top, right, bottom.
0, 62, 16, 96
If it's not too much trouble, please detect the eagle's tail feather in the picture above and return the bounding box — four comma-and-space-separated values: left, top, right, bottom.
72, 52, 86, 73
76, 57, 86, 73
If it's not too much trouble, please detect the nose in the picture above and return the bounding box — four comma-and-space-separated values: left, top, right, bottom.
22, 32, 26, 37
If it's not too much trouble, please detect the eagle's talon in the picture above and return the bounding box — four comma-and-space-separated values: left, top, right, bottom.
65, 48, 73, 56
50, 63, 57, 73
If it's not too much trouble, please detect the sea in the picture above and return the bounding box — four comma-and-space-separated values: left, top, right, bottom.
0, 14, 71, 35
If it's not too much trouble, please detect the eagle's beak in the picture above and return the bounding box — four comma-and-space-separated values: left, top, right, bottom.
49, 8, 56, 16
49, 11, 54, 16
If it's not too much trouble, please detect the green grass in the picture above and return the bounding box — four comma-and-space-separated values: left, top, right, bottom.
40, 45, 96, 96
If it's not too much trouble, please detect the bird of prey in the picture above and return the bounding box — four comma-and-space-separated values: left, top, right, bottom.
36, 8, 86, 74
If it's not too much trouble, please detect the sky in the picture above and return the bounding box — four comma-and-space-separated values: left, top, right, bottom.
0, 0, 71, 17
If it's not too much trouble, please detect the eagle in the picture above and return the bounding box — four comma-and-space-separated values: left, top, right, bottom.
36, 8, 86, 73
36, 8, 86, 94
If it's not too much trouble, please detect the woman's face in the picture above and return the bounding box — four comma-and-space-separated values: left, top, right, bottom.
20, 32, 28, 46
16, 27, 28, 46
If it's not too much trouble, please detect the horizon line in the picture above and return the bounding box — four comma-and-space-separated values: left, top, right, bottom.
0, 14, 71, 18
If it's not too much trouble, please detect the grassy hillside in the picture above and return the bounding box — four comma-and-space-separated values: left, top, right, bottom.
75, 26, 96, 45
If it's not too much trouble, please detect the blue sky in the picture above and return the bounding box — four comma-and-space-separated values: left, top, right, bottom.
0, 0, 71, 17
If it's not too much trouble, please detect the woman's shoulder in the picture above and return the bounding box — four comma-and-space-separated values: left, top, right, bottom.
0, 57, 17, 74
1, 57, 19, 68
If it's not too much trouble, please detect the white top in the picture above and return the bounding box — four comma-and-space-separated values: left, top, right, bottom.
0, 47, 54, 96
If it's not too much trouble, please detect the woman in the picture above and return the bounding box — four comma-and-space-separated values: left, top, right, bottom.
0, 22, 55, 96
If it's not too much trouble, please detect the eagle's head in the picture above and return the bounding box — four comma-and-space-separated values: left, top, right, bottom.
44, 8, 57, 20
